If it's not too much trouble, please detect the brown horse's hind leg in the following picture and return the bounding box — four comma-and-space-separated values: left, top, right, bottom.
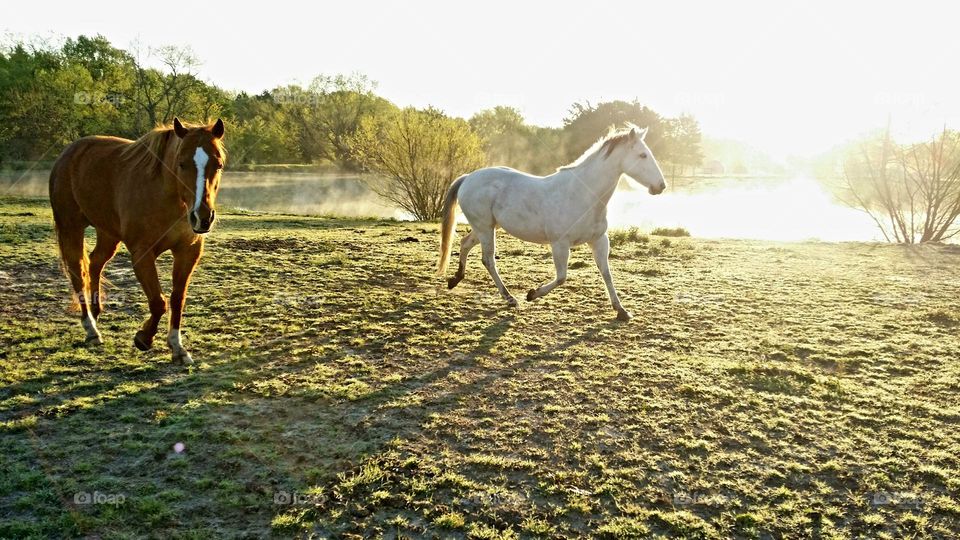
55, 222, 101, 345
89, 232, 120, 320
166, 241, 202, 364
129, 248, 166, 352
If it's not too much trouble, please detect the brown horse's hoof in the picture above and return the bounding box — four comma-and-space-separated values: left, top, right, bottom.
526, 289, 538, 301
85, 334, 103, 347
616, 309, 632, 322
134, 331, 153, 351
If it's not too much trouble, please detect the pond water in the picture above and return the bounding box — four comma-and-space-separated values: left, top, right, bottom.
0, 170, 399, 219
1, 169, 884, 241
607, 175, 883, 242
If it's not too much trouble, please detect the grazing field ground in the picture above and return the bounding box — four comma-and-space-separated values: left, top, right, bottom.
2, 196, 960, 539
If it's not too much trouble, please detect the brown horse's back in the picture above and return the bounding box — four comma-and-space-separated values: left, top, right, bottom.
49, 136, 130, 236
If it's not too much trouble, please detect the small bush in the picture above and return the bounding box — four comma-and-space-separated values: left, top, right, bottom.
650, 227, 690, 237
608, 227, 648, 247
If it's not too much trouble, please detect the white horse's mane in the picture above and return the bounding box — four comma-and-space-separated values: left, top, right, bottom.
558, 123, 644, 171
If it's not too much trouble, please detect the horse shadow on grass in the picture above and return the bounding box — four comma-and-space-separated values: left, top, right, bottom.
8, 291, 603, 536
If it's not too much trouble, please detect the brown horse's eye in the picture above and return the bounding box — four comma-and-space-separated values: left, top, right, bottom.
215, 162, 223, 170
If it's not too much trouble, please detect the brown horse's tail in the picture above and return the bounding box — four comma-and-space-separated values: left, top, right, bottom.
437, 174, 467, 276
49, 157, 88, 312
52, 220, 88, 312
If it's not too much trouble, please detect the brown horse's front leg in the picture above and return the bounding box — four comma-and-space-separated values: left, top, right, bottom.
167, 241, 202, 364
130, 249, 167, 352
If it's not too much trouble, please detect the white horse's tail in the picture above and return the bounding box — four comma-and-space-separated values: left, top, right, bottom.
437, 174, 467, 275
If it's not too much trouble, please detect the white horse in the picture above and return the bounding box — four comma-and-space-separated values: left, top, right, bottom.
437, 124, 667, 321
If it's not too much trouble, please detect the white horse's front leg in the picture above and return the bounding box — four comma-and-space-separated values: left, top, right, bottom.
590, 234, 630, 321
527, 242, 569, 301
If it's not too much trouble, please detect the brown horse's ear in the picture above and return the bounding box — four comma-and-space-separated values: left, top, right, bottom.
211, 118, 225, 139
173, 117, 189, 139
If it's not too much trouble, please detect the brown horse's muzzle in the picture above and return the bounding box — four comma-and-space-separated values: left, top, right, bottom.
189, 209, 215, 234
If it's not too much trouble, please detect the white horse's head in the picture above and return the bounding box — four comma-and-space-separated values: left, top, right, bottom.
617, 126, 667, 195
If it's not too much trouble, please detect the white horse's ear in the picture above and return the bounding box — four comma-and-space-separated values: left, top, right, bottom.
637, 127, 649, 140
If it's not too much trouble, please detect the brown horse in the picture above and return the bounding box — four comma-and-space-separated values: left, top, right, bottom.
49, 118, 226, 363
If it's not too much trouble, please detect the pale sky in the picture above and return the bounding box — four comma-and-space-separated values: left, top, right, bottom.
6, 0, 960, 160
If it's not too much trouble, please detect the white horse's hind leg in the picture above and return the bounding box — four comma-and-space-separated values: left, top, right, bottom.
526, 242, 569, 301
477, 229, 517, 306
447, 231, 479, 289
591, 234, 631, 321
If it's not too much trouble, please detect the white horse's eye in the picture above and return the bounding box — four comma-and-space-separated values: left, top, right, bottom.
640, 152, 648, 159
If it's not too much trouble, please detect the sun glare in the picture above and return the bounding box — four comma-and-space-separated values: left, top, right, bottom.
609, 177, 881, 242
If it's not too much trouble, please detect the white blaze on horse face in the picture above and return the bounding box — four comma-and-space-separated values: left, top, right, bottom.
192, 147, 209, 213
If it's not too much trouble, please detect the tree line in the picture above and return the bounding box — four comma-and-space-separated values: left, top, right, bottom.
0, 35, 704, 176
4, 35, 957, 239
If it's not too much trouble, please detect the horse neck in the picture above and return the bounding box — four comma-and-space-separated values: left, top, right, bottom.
566, 152, 623, 207
158, 136, 181, 189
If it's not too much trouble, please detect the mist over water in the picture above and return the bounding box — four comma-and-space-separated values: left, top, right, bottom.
1, 170, 48, 198
217, 172, 400, 218
0, 170, 401, 219
2, 170, 882, 241
609, 176, 883, 242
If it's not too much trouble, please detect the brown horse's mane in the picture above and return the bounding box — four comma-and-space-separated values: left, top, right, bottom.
119, 121, 225, 176
119, 124, 178, 176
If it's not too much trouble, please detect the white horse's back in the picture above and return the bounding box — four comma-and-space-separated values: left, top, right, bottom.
458, 167, 554, 244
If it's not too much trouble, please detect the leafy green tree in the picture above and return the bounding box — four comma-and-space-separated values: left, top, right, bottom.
0, 36, 231, 164
661, 114, 704, 177
0, 42, 68, 161
125, 43, 226, 132
280, 74, 394, 167
61, 35, 135, 136
524, 126, 568, 174
562, 100, 704, 178
470, 106, 530, 165
469, 107, 569, 175
350, 107, 485, 220
563, 100, 666, 161
227, 92, 300, 165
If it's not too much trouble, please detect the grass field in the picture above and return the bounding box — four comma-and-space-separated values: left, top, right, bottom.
2, 196, 959, 539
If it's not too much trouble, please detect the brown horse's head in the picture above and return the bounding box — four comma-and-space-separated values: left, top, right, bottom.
172, 117, 226, 234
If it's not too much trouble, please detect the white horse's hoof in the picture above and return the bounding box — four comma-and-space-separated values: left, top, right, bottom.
172, 351, 194, 365
506, 297, 519, 307
616, 309, 632, 321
